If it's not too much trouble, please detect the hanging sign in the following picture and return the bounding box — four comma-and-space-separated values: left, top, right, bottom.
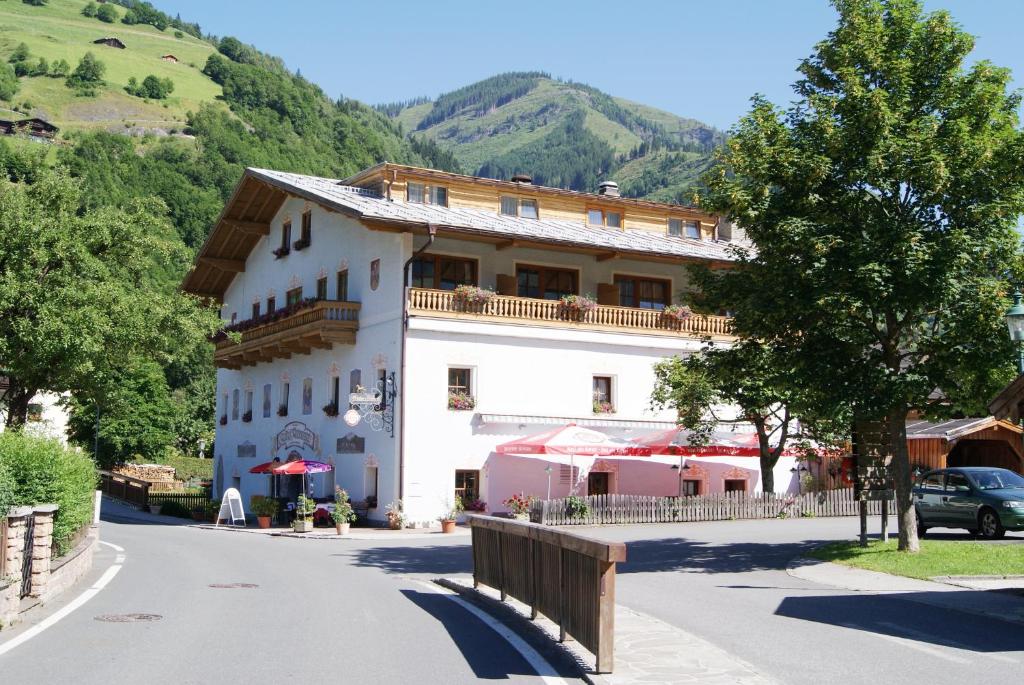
853, 421, 894, 501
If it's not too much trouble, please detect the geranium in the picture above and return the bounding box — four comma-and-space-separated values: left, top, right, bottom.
560, 294, 597, 319
448, 391, 476, 410
452, 285, 496, 308
503, 493, 537, 515
661, 304, 693, 322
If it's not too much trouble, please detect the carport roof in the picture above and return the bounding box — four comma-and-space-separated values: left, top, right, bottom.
905, 417, 1022, 441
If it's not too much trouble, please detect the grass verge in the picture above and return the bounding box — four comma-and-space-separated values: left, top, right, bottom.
807, 539, 1024, 580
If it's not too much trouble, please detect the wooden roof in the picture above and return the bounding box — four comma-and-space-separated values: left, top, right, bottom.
905, 417, 1023, 441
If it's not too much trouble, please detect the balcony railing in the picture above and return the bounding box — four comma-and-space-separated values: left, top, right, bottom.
407, 288, 733, 339
214, 300, 360, 368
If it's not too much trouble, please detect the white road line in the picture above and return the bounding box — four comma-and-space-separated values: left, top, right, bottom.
875, 621, 1019, 664
416, 581, 570, 684
840, 622, 971, 665
99, 541, 124, 553
0, 542, 125, 658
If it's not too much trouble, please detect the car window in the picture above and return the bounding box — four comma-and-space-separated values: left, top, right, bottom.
945, 473, 971, 493
921, 472, 944, 490
970, 469, 1024, 490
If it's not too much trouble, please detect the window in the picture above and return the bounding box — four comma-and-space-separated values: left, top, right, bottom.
244, 390, 253, 415
316, 276, 328, 300
500, 196, 538, 219
592, 376, 613, 413
684, 220, 701, 239
921, 472, 943, 490
410, 255, 476, 290
588, 208, 623, 228
408, 182, 448, 206
615, 275, 669, 310
298, 210, 312, 247
251, 302, 260, 319
448, 368, 473, 409
946, 472, 971, 493
266, 296, 276, 313
377, 368, 388, 410
280, 382, 290, 416
262, 384, 272, 418
27, 403, 42, 422
682, 480, 700, 496
286, 287, 303, 306
230, 312, 237, 325
302, 378, 313, 415
724, 479, 747, 492
330, 376, 340, 408
349, 369, 361, 409
516, 264, 577, 300
231, 388, 239, 420
668, 218, 683, 237
222, 393, 228, 420
455, 470, 480, 503
364, 466, 378, 506
281, 220, 292, 250
337, 269, 348, 301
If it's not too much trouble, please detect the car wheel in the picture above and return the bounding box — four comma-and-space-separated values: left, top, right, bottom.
978, 508, 1005, 540
915, 508, 927, 538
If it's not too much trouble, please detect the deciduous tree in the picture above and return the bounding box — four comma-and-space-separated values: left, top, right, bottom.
697, 0, 1024, 551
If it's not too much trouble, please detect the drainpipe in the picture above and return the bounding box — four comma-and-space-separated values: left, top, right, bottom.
397, 223, 437, 502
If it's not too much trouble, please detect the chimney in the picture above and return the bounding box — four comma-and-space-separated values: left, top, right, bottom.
597, 181, 619, 197
511, 173, 533, 184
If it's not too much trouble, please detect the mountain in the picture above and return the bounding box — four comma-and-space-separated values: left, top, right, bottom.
378, 73, 725, 202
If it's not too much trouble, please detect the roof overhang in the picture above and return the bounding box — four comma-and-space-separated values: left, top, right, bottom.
904, 417, 1024, 442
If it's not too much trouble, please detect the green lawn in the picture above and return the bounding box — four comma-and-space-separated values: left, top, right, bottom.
0, 0, 220, 129
807, 539, 1024, 579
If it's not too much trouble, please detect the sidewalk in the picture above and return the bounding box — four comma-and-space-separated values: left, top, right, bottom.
439, 577, 775, 685
788, 557, 1024, 626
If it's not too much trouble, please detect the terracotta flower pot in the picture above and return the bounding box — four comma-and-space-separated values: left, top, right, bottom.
440, 519, 456, 534
335, 522, 350, 535
149, 504, 163, 516
257, 516, 271, 529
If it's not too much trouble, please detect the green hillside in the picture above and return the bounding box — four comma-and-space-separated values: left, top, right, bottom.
0, 0, 220, 130
381, 73, 724, 202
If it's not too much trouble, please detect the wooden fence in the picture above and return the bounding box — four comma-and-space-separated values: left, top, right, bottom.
98, 470, 151, 508
148, 491, 209, 512
532, 488, 894, 526
469, 515, 626, 674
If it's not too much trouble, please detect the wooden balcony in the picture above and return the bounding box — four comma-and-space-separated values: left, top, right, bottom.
407, 288, 734, 340
214, 300, 360, 369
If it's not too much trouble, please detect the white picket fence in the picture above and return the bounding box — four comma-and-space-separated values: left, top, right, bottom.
532, 488, 893, 526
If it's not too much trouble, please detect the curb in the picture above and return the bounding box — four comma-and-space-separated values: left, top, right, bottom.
434, 578, 602, 684
190, 522, 472, 541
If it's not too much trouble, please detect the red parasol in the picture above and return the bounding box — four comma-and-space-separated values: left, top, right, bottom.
496, 424, 651, 457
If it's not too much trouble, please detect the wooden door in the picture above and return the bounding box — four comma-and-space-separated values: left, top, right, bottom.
588, 472, 609, 496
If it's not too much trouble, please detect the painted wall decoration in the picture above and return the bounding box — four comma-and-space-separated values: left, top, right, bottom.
272, 421, 321, 455
372, 353, 388, 370
262, 384, 272, 418
337, 433, 366, 454
237, 442, 256, 459
370, 258, 380, 291
302, 377, 313, 415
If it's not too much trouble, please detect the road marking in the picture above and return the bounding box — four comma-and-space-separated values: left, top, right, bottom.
99, 541, 124, 553
0, 541, 125, 658
416, 581, 570, 684
840, 622, 970, 664
875, 621, 1019, 664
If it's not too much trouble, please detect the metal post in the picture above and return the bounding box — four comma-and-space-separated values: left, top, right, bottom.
859, 500, 868, 547
881, 499, 889, 542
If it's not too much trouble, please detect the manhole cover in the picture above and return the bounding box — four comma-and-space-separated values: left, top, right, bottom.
208, 583, 259, 589
94, 613, 163, 623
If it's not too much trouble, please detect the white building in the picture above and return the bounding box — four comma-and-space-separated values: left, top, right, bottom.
184, 164, 797, 526
0, 383, 71, 444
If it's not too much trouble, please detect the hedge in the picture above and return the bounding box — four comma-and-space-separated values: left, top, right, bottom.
0, 432, 97, 556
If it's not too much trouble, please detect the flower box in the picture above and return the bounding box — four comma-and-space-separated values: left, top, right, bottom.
448, 391, 476, 411
241, 410, 252, 423
661, 304, 693, 323
452, 285, 495, 311
277, 405, 288, 417
219, 415, 227, 426
323, 402, 339, 417
559, 294, 597, 321
592, 401, 615, 414
293, 238, 310, 251
272, 246, 290, 259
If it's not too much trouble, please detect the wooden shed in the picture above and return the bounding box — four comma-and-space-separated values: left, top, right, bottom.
0, 117, 59, 140
161, 54, 179, 63
906, 417, 1023, 474
93, 37, 126, 49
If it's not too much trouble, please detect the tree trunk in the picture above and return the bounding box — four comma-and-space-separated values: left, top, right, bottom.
887, 408, 919, 553
3, 381, 34, 429
760, 454, 776, 493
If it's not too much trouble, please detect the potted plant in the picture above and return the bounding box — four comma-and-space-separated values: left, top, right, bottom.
384, 500, 405, 530
560, 294, 597, 321
452, 285, 496, 311
241, 410, 252, 423
661, 304, 693, 322
251, 496, 278, 529
438, 496, 464, 534
463, 498, 487, 513
219, 414, 227, 425
503, 493, 536, 521
592, 391, 615, 414
191, 505, 206, 521
293, 495, 316, 532
277, 404, 288, 417
148, 501, 163, 516
331, 487, 357, 534
448, 391, 476, 411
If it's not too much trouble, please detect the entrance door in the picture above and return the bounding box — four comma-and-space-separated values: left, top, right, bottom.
587, 472, 609, 496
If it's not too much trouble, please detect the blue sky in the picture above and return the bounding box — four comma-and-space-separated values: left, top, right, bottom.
157, 0, 1024, 130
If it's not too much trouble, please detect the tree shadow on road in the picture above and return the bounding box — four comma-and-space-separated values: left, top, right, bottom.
618, 537, 838, 574
345, 544, 473, 575
775, 592, 1024, 653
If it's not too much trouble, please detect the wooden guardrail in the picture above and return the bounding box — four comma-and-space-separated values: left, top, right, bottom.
98, 470, 150, 509
469, 515, 626, 673
532, 489, 896, 526
408, 287, 734, 339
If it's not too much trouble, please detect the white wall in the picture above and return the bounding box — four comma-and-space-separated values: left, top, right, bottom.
0, 391, 70, 444
214, 199, 407, 519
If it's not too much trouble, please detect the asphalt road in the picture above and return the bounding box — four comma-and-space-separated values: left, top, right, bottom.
594, 518, 1024, 685
0, 508, 574, 684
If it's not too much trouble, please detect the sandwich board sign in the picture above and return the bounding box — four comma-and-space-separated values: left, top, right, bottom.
216, 487, 246, 527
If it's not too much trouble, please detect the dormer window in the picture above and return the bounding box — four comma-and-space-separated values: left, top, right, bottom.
669, 218, 701, 239
588, 209, 622, 228
407, 182, 448, 206
501, 196, 538, 219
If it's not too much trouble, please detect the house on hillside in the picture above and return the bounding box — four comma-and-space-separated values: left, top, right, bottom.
93, 37, 126, 49
0, 379, 71, 445
182, 163, 789, 525
161, 54, 179, 63
0, 117, 59, 141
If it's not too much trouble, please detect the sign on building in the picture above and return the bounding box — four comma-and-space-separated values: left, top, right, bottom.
237, 442, 257, 459
337, 433, 365, 454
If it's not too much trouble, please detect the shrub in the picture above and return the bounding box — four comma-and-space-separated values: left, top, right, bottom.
82, 2, 97, 17
95, 3, 118, 22
0, 453, 14, 517
157, 499, 193, 519
0, 63, 18, 101
565, 496, 590, 520
66, 52, 106, 94
49, 59, 70, 79
0, 432, 97, 556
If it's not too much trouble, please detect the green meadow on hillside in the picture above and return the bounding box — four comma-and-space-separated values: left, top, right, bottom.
0, 0, 220, 129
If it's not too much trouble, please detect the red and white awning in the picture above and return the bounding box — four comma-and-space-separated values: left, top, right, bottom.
496, 423, 652, 457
